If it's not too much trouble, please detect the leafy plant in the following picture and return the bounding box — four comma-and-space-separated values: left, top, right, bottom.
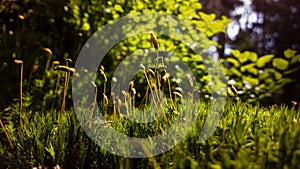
1, 1, 300, 168
222, 48, 300, 103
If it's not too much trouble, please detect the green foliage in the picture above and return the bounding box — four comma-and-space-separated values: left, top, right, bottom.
1, 1, 300, 168
64, 0, 230, 103
0, 0, 299, 114
222, 48, 300, 103
0, 0, 298, 108
284, 49, 297, 59
197, 12, 230, 37
272, 58, 289, 71
256, 54, 274, 68
1, 101, 300, 168
0, 0, 231, 110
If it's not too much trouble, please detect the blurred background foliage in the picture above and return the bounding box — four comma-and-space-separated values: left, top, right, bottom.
201, 0, 300, 104
0, 0, 299, 111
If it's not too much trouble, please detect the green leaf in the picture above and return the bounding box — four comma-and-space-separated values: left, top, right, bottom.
258, 70, 269, 79
258, 83, 267, 90
114, 4, 124, 12
182, 57, 189, 62
238, 51, 256, 63
229, 67, 242, 77
82, 22, 90, 31
259, 68, 282, 80
256, 54, 274, 68
246, 51, 258, 62
209, 21, 228, 34
226, 57, 240, 67
231, 50, 251, 63
271, 70, 282, 80
284, 48, 297, 59
231, 49, 240, 58
241, 63, 257, 75
248, 67, 258, 75
273, 58, 289, 70
243, 76, 259, 86
209, 163, 222, 169
199, 12, 216, 22
193, 2, 202, 10
45, 142, 55, 159
291, 54, 300, 64
195, 64, 206, 70
264, 78, 275, 88
191, 55, 202, 62
239, 56, 248, 63
136, 2, 144, 10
